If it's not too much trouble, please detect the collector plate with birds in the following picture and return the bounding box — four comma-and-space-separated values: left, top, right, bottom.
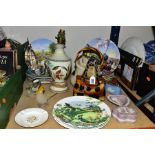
52, 96, 111, 129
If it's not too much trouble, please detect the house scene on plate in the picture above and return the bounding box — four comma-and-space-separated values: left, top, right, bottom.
0, 26, 155, 129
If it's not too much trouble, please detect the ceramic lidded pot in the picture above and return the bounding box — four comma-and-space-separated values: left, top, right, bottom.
46, 30, 72, 92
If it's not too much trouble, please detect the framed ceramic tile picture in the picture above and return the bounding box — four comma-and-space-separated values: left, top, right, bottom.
115, 48, 142, 90
121, 63, 139, 90
123, 64, 134, 82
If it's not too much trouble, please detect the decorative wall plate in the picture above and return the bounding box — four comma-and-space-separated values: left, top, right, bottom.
31, 38, 55, 60
52, 96, 111, 129
15, 108, 48, 127
25, 44, 37, 70
87, 38, 120, 75
25, 38, 56, 80
31, 38, 55, 72
144, 40, 155, 64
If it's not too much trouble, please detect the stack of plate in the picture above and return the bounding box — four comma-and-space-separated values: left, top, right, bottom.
53, 96, 111, 129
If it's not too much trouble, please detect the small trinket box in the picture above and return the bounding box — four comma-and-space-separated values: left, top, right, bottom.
105, 83, 121, 96
112, 106, 137, 123
105, 78, 121, 96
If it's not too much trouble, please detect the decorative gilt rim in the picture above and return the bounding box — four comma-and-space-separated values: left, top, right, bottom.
46, 57, 71, 62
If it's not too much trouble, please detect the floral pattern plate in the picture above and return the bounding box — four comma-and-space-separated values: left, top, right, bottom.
52, 96, 111, 129
15, 108, 48, 128
87, 38, 120, 75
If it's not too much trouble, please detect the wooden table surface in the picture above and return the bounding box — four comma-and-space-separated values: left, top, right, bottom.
7, 80, 155, 129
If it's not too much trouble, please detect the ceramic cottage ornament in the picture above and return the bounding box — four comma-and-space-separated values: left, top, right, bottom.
46, 29, 71, 92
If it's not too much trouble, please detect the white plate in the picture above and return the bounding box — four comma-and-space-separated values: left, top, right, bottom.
52, 96, 111, 129
121, 37, 145, 66
15, 108, 48, 127
107, 95, 130, 106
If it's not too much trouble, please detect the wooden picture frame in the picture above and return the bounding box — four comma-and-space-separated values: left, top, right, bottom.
116, 48, 142, 90
121, 64, 139, 90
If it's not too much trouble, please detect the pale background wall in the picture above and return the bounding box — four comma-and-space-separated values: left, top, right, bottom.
1, 26, 154, 60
